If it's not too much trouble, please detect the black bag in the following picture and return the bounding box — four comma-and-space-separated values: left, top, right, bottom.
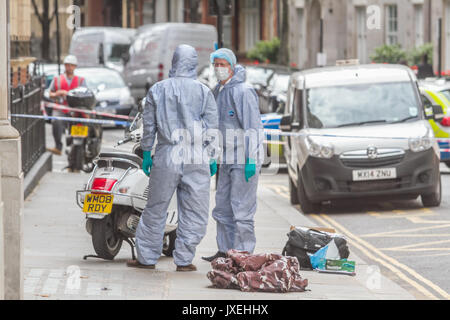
282, 241, 313, 270
282, 228, 348, 270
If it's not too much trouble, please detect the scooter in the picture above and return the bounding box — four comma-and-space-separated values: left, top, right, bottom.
76, 107, 178, 261
66, 88, 103, 173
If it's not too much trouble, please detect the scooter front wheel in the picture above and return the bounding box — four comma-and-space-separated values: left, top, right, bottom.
91, 214, 123, 260
162, 230, 176, 257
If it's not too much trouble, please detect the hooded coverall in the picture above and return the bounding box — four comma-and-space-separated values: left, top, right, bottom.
136, 45, 219, 266
212, 64, 264, 254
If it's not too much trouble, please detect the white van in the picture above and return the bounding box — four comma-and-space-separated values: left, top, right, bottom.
69, 27, 136, 73
281, 64, 443, 213
123, 23, 217, 100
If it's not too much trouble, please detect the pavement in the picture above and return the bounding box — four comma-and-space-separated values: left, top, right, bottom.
23, 164, 416, 300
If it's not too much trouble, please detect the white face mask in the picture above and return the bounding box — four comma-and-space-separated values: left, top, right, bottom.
215, 67, 231, 82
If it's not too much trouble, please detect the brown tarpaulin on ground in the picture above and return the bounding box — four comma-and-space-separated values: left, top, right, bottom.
207, 250, 309, 293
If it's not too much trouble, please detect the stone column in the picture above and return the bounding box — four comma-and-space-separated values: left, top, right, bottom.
0, 159, 4, 300
0, 0, 24, 300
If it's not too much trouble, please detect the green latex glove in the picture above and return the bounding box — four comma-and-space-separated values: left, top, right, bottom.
210, 159, 218, 177
142, 151, 153, 176
245, 158, 256, 182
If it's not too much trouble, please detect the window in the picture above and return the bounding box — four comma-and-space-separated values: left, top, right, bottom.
385, 5, 398, 45
356, 6, 367, 63
242, 0, 261, 51
305, 82, 420, 129
415, 5, 424, 47
223, 16, 232, 49
296, 8, 306, 67
142, 0, 156, 24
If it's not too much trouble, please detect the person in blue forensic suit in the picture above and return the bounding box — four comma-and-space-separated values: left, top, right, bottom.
127, 44, 219, 272
202, 48, 264, 262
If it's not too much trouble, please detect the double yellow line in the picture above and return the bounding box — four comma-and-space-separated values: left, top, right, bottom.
311, 214, 450, 300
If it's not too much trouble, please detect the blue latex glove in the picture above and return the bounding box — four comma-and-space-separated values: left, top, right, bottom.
245, 158, 256, 182
142, 151, 153, 176
210, 159, 218, 177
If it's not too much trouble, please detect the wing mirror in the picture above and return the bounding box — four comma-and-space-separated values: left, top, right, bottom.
98, 43, 105, 65
280, 115, 292, 132
433, 105, 445, 121
425, 104, 445, 121
138, 98, 145, 113
122, 52, 130, 65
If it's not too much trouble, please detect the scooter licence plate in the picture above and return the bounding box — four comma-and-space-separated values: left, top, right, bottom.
83, 194, 114, 214
71, 125, 89, 137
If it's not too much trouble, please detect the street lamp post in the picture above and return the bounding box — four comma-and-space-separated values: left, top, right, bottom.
0, 0, 24, 300
55, 0, 62, 75
214, 0, 224, 49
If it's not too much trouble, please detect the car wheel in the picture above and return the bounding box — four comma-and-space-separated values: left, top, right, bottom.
297, 172, 321, 214
289, 175, 299, 205
421, 174, 442, 208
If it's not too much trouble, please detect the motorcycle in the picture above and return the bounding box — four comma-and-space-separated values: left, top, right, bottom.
76, 106, 178, 261
66, 87, 103, 173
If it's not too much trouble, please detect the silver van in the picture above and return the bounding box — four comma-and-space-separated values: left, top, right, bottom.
123, 23, 217, 100
69, 27, 136, 74
281, 64, 443, 213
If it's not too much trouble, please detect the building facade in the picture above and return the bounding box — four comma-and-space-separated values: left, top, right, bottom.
289, 0, 432, 69
10, 0, 32, 58
430, 0, 450, 74
30, 0, 73, 62
80, 0, 280, 60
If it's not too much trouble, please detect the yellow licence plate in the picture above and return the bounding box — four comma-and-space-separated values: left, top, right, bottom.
83, 194, 114, 214
71, 125, 89, 137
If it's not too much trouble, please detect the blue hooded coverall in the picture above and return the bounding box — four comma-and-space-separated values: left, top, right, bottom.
136, 45, 219, 267
211, 64, 264, 254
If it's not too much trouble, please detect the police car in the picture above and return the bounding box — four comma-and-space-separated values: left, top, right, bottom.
419, 79, 450, 166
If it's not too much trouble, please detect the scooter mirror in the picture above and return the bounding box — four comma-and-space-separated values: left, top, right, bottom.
138, 99, 145, 113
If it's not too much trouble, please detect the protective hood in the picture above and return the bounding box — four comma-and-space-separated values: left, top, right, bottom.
169, 45, 198, 79
225, 65, 246, 88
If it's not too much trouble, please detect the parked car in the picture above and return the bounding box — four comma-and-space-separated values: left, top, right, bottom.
263, 70, 292, 114
69, 27, 136, 74
198, 65, 217, 90
419, 80, 450, 166
281, 64, 443, 213
123, 23, 217, 100
75, 67, 136, 125
243, 64, 298, 114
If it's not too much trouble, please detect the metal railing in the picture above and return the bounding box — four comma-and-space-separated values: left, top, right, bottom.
10, 76, 46, 176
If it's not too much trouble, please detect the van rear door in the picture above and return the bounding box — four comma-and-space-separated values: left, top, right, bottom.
164, 25, 217, 78
70, 32, 104, 67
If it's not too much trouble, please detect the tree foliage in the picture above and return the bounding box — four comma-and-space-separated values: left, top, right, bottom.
408, 43, 433, 66
246, 37, 281, 64
370, 44, 407, 64
370, 43, 434, 66
31, 0, 56, 62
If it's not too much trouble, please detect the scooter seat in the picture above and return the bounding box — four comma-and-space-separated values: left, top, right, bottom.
97, 152, 143, 168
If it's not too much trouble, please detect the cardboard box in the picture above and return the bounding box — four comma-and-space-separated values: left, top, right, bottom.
290, 226, 336, 234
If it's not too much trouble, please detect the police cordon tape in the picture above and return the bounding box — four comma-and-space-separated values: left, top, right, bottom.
41, 101, 133, 121
12, 113, 445, 142
11, 114, 130, 127
265, 129, 416, 140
